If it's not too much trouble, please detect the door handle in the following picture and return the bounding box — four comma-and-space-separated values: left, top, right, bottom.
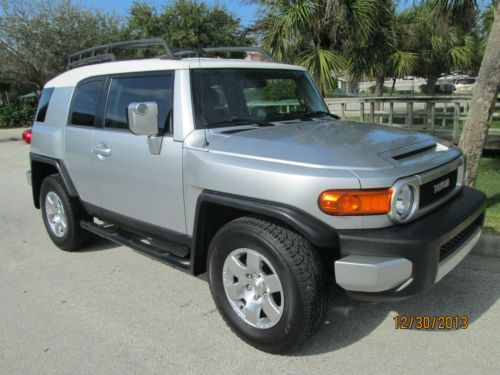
91, 143, 111, 157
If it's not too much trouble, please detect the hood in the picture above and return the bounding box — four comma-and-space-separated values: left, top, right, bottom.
202, 120, 448, 171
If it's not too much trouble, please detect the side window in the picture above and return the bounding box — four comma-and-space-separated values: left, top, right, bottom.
70, 80, 102, 126
105, 74, 173, 132
35, 88, 54, 122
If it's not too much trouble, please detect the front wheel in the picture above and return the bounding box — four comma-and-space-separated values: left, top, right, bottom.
208, 216, 327, 353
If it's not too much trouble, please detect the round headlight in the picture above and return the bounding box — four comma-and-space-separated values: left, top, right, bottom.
394, 184, 414, 219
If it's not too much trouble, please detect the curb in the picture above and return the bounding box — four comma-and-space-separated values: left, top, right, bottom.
472, 234, 500, 258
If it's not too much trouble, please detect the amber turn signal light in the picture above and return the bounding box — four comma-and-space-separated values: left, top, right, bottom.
318, 189, 393, 215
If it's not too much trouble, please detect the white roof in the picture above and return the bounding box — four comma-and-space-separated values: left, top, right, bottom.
45, 58, 306, 88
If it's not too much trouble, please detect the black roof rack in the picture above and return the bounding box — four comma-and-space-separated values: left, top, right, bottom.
67, 38, 177, 69
173, 49, 203, 58
68, 40, 275, 69
174, 46, 275, 62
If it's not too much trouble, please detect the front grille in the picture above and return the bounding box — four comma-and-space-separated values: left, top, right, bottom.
439, 216, 482, 261
419, 169, 458, 208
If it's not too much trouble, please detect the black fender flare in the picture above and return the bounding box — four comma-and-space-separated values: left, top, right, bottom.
190, 190, 339, 274
30, 153, 79, 208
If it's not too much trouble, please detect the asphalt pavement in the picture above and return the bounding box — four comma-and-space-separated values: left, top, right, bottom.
1, 137, 499, 374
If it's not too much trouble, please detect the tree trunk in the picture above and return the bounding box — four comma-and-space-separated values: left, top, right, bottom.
390, 77, 397, 96
374, 75, 385, 118
459, 5, 500, 186
375, 75, 385, 97
426, 75, 438, 95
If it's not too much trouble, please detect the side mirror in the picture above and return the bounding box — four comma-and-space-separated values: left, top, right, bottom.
127, 102, 159, 136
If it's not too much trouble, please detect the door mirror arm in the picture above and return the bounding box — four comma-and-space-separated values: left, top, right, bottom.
147, 135, 163, 155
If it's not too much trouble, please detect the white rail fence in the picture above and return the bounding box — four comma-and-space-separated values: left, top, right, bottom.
325, 96, 500, 148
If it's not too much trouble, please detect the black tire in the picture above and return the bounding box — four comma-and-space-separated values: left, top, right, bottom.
40, 174, 90, 251
208, 216, 327, 353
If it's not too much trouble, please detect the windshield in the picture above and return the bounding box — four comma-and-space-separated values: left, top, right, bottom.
190, 68, 329, 129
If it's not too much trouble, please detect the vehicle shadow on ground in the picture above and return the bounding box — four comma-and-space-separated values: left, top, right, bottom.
295, 267, 500, 356
72, 237, 500, 357
77, 235, 121, 252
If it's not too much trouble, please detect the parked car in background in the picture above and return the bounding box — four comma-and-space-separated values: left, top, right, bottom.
435, 78, 455, 94
453, 78, 476, 94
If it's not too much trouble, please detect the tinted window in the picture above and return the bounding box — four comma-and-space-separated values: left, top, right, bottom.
105, 75, 173, 132
35, 88, 54, 122
70, 80, 102, 126
456, 78, 475, 85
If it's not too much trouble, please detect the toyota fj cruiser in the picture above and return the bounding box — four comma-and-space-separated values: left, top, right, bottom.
28, 39, 486, 353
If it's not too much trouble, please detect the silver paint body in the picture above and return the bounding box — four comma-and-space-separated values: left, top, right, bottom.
30, 58, 470, 293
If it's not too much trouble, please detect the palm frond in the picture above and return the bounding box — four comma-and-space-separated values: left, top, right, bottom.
389, 51, 419, 77
300, 47, 347, 93
429, 0, 477, 14
447, 33, 475, 69
349, 0, 387, 41
260, 0, 318, 63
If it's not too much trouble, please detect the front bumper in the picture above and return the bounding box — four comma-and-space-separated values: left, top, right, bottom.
335, 186, 486, 301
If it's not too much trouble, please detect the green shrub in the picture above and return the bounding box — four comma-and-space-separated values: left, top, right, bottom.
0, 101, 36, 128
367, 85, 391, 94
418, 83, 453, 94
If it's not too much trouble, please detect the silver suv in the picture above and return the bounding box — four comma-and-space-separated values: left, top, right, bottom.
27, 39, 486, 353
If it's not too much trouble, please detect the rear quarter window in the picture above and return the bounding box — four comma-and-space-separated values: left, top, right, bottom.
69, 80, 103, 126
35, 88, 54, 122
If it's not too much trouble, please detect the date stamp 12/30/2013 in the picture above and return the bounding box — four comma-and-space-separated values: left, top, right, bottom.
393, 315, 469, 330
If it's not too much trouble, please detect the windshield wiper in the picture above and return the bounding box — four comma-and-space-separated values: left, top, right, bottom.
267, 111, 340, 122
206, 117, 275, 128
299, 111, 340, 120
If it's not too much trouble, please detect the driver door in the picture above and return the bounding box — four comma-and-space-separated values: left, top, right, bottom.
91, 72, 186, 235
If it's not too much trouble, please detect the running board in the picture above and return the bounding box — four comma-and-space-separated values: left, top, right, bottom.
80, 221, 191, 271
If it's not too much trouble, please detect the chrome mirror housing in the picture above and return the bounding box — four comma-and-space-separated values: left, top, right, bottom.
127, 102, 159, 136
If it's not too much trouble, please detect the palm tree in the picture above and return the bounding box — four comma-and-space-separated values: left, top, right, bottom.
347, 4, 418, 97
254, 0, 389, 95
404, 3, 477, 95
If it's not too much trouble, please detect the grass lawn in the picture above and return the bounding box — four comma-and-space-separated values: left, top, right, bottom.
476, 156, 500, 233
490, 120, 500, 129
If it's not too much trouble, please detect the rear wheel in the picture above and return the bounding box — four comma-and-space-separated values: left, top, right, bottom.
208, 216, 327, 353
40, 174, 90, 251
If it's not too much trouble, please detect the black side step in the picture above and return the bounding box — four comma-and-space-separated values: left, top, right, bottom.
81, 221, 191, 271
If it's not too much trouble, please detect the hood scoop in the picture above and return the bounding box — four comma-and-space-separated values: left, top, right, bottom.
378, 140, 441, 167
393, 143, 436, 160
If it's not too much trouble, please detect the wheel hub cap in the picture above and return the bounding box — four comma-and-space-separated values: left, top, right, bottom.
45, 191, 67, 238
222, 248, 284, 329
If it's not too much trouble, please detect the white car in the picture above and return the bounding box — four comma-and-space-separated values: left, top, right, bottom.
453, 78, 476, 94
